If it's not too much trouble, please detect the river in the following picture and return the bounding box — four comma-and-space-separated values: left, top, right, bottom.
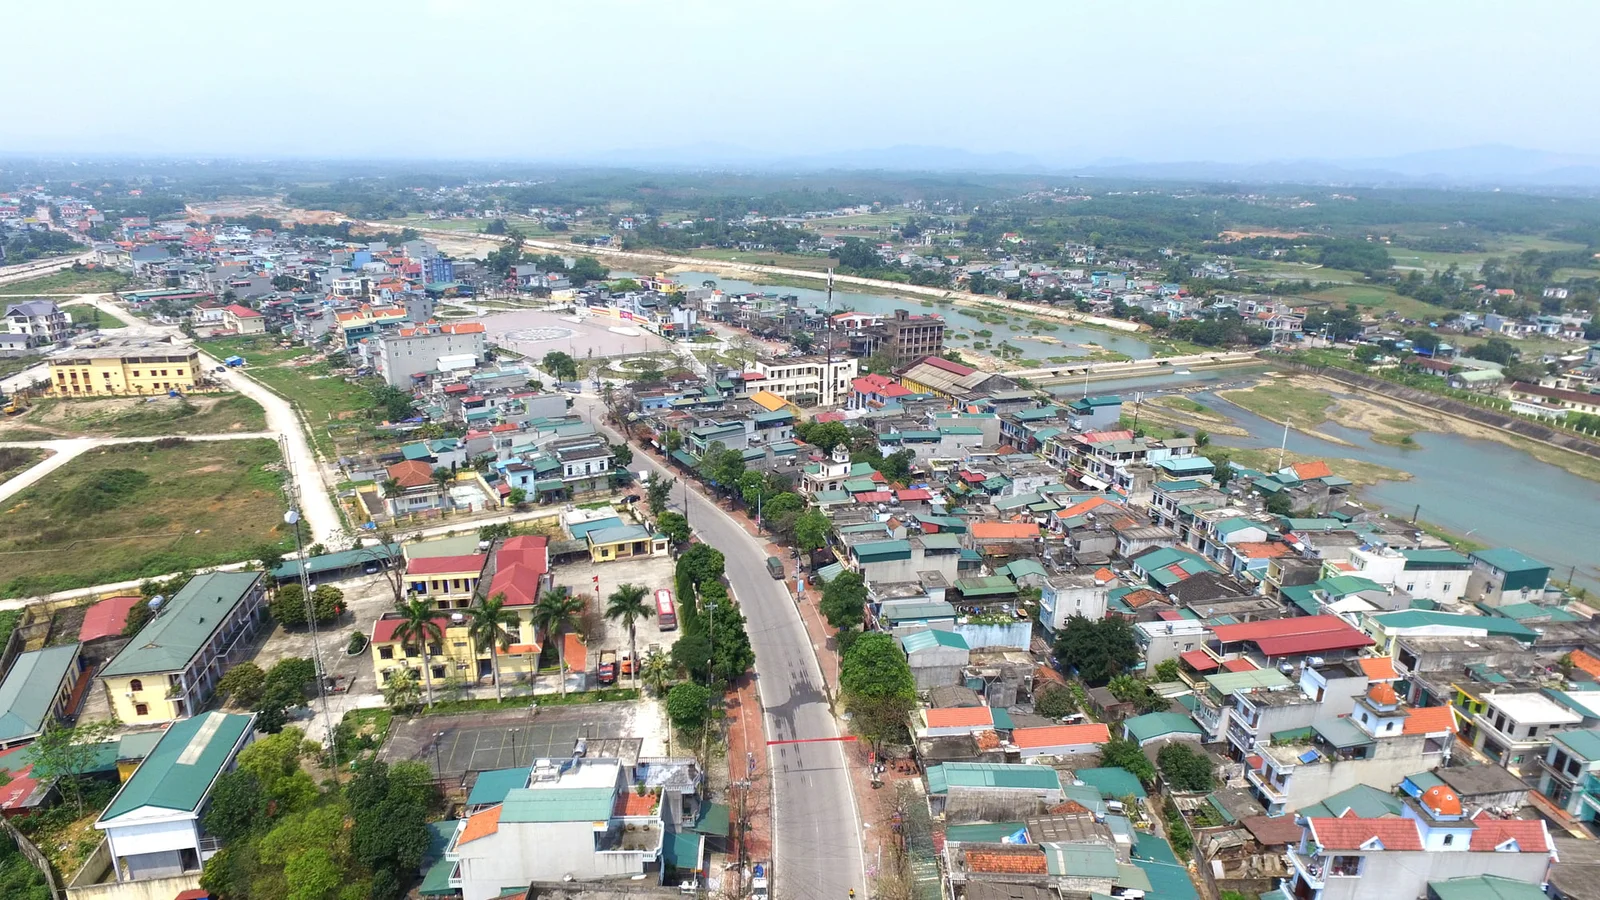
670, 271, 1155, 360
657, 269, 1600, 594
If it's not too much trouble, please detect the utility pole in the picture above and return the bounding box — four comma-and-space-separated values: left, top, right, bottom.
1277, 417, 1290, 471
280, 435, 338, 780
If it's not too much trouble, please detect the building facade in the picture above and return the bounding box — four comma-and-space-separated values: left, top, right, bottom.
49, 335, 201, 396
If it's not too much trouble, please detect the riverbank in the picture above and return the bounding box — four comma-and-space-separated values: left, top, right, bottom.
1218, 372, 1600, 483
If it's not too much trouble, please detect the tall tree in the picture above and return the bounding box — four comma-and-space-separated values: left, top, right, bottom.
466, 593, 521, 701
30, 719, 121, 813
839, 632, 916, 749
391, 597, 444, 708
820, 570, 868, 632
1053, 614, 1140, 686
605, 583, 653, 687
532, 587, 584, 697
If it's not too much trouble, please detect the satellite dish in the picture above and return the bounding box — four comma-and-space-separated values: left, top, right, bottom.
284, 509, 301, 526
148, 596, 164, 611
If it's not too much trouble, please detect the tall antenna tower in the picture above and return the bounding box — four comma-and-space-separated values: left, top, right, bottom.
279, 435, 338, 778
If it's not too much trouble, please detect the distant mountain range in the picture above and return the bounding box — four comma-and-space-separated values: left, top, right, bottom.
578, 143, 1600, 190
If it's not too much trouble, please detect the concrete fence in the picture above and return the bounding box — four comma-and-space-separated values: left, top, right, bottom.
2, 816, 63, 900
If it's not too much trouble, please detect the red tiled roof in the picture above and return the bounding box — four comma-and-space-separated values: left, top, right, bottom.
1093, 567, 1116, 583
0, 746, 40, 811
919, 356, 976, 377
1467, 814, 1550, 852
490, 536, 549, 607
1307, 817, 1423, 851
1011, 723, 1110, 749
1210, 614, 1373, 657
974, 730, 1002, 751
387, 459, 435, 488
964, 849, 1047, 875
854, 491, 893, 503
897, 489, 933, 501
80, 595, 141, 642
1057, 496, 1118, 519
1078, 430, 1134, 444
1222, 658, 1258, 673
372, 615, 452, 645
1123, 588, 1167, 608
1402, 705, 1458, 736
443, 383, 470, 394
925, 707, 994, 729
1181, 650, 1219, 671
223, 304, 261, 318
614, 791, 659, 817
405, 554, 485, 577
1292, 461, 1332, 481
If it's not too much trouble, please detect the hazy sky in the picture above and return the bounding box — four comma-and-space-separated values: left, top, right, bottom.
7, 1, 1595, 164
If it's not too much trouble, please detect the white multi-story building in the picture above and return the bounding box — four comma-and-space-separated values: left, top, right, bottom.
4, 300, 68, 347
375, 320, 488, 388
747, 354, 858, 407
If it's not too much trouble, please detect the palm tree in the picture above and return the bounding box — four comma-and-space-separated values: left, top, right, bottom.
604, 583, 653, 687
381, 478, 402, 498
432, 468, 454, 490
467, 593, 522, 701
391, 597, 444, 708
639, 650, 673, 697
531, 587, 584, 697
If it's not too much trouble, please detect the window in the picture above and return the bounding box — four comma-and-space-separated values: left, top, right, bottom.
129, 679, 143, 692
379, 647, 394, 660
1528, 726, 1539, 738
134, 703, 149, 716
1405, 583, 1415, 592
1443, 834, 1454, 846
1330, 856, 1363, 877
1443, 583, 1452, 592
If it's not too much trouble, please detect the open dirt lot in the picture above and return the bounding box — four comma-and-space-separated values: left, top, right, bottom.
381, 699, 668, 778
0, 393, 266, 440
479, 308, 670, 362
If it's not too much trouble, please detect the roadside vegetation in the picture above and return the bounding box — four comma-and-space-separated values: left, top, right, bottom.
0, 265, 130, 294
0, 394, 265, 440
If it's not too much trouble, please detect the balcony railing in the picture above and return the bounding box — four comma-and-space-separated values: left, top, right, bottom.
1247, 768, 1288, 804
1289, 849, 1326, 889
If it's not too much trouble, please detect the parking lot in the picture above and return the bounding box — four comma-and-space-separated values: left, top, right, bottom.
380, 699, 668, 778
550, 554, 681, 673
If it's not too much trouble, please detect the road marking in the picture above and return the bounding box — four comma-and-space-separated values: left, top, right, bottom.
766, 736, 858, 745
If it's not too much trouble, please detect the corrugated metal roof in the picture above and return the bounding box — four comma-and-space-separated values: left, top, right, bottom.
99, 711, 254, 822
101, 572, 262, 676
500, 787, 615, 823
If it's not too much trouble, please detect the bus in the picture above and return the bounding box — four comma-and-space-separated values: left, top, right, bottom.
655, 588, 677, 631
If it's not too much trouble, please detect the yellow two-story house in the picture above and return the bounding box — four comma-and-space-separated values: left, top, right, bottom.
49, 334, 201, 396
405, 553, 488, 610
98, 571, 268, 725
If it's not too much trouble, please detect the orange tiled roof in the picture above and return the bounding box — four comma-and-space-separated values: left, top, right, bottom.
925, 707, 994, 729
1307, 817, 1422, 851
1011, 723, 1111, 749
974, 730, 1002, 751
1402, 705, 1458, 736
1467, 814, 1549, 852
458, 805, 502, 844
387, 459, 435, 488
1233, 541, 1294, 559
614, 791, 659, 817
1569, 649, 1600, 680
970, 522, 1039, 540
1291, 460, 1333, 480
1358, 656, 1398, 681
965, 849, 1047, 875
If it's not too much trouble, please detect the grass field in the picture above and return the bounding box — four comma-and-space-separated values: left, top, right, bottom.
0, 447, 45, 486
1387, 234, 1594, 277
201, 335, 379, 455
805, 211, 911, 229
0, 267, 130, 295
1217, 380, 1335, 425
1301, 283, 1444, 322
1226, 446, 1409, 487
683, 248, 835, 271
0, 394, 266, 440
0, 438, 287, 597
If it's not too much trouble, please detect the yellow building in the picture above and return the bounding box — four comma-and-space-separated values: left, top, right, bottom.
49, 335, 201, 396
748, 389, 798, 415
97, 572, 268, 725
585, 525, 669, 564
404, 553, 488, 610
369, 610, 547, 686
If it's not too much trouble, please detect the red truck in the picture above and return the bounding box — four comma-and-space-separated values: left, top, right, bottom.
598, 650, 618, 685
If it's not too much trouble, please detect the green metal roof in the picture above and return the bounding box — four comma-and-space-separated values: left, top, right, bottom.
998, 559, 1047, 580
811, 490, 853, 504
1319, 575, 1383, 598
669, 449, 698, 467
1430, 876, 1549, 900
1314, 717, 1375, 750
1553, 728, 1600, 761
418, 821, 458, 896
1297, 783, 1404, 819
1470, 548, 1549, 574
567, 516, 624, 540
533, 478, 566, 491
927, 762, 1062, 795
0, 645, 80, 743
843, 478, 880, 493
99, 711, 254, 822
854, 539, 912, 562
1282, 584, 1321, 616
1131, 855, 1198, 900
900, 630, 969, 654
1214, 517, 1263, 535
990, 707, 1015, 731
946, 822, 1026, 843
691, 801, 730, 836
1203, 669, 1292, 694
919, 533, 964, 551
467, 767, 528, 807
1123, 712, 1204, 744
1044, 842, 1120, 878
272, 543, 401, 580
881, 602, 957, 623
1400, 548, 1471, 569
663, 829, 704, 871
500, 787, 615, 823
1370, 610, 1538, 643
587, 525, 652, 545
815, 562, 845, 584
1073, 767, 1147, 800
955, 576, 1017, 597
401, 442, 434, 461
101, 572, 263, 677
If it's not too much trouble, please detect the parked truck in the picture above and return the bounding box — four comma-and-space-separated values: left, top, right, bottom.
224, 355, 245, 367
598, 650, 617, 685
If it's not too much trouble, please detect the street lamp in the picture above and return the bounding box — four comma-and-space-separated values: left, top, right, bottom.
510, 727, 519, 763
432, 731, 446, 776
283, 505, 337, 778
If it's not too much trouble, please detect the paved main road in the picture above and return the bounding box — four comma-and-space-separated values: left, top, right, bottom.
574, 395, 864, 900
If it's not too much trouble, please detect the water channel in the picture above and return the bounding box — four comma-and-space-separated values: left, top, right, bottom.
670, 271, 1155, 360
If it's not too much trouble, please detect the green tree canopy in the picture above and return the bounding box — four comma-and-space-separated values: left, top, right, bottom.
1157, 742, 1216, 792
820, 570, 868, 632
1053, 614, 1140, 686
839, 632, 916, 748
